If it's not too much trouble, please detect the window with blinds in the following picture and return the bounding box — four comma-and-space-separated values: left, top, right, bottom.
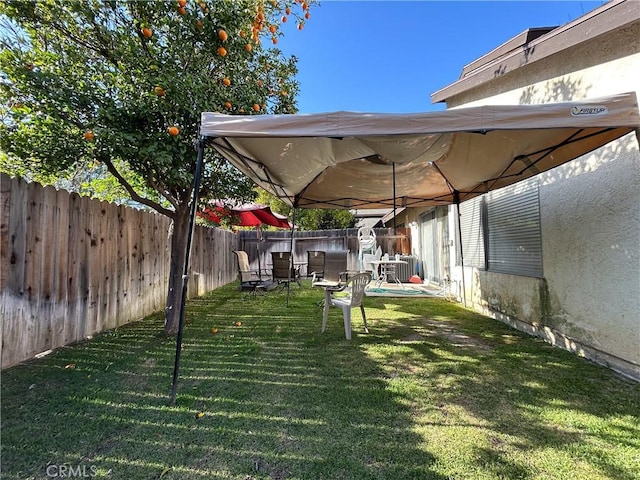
456, 178, 543, 277
458, 196, 486, 269
486, 178, 543, 277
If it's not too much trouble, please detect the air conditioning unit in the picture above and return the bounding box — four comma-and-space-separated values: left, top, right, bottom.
396, 255, 417, 282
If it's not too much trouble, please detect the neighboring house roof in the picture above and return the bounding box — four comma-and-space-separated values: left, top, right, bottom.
431, 0, 639, 104
351, 208, 392, 228
380, 207, 406, 227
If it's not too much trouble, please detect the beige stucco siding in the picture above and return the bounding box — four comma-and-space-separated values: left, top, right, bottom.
440, 26, 640, 379
540, 137, 639, 364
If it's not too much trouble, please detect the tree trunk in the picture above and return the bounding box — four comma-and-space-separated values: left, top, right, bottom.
164, 207, 192, 335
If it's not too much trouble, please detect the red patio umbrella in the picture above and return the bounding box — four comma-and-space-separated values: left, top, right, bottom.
199, 202, 291, 229
199, 202, 292, 279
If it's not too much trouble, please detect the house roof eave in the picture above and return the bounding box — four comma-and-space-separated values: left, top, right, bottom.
431, 0, 639, 104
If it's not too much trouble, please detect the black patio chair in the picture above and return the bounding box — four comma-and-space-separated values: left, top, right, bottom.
233, 250, 276, 295
306, 250, 325, 279
271, 251, 302, 289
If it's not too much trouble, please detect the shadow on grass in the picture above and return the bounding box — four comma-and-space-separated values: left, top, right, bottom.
362, 297, 640, 480
2, 284, 639, 479
2, 284, 445, 480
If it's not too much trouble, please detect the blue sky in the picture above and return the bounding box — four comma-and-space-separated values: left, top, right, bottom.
275, 1, 605, 113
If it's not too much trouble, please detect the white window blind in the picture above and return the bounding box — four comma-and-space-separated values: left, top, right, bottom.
486, 178, 543, 277
458, 196, 486, 269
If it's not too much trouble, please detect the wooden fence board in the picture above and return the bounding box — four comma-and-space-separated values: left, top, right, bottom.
5, 177, 26, 294
52, 187, 69, 348
119, 205, 133, 324
24, 181, 44, 357
38, 185, 59, 351
66, 192, 83, 345
0, 174, 12, 291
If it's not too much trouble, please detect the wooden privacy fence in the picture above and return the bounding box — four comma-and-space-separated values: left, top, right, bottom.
237, 227, 412, 276
0, 174, 238, 369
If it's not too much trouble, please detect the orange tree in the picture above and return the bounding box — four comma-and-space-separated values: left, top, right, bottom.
0, 0, 314, 335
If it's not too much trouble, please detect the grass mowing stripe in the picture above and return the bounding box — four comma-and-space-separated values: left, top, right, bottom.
2, 281, 638, 480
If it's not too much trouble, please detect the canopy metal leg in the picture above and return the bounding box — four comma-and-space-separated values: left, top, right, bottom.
170, 137, 206, 405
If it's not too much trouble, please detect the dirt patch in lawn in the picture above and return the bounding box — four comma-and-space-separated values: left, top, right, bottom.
410, 318, 493, 352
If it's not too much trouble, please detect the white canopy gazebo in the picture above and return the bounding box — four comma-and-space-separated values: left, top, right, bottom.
170, 92, 640, 401
199, 92, 639, 210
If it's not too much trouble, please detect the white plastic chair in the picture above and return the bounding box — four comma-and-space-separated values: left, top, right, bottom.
357, 227, 377, 272
362, 245, 382, 278
321, 272, 372, 340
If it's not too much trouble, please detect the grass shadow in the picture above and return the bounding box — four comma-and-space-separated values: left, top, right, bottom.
361, 296, 640, 480
2, 283, 445, 479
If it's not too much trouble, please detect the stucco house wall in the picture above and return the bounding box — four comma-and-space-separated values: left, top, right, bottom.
429, 1, 640, 380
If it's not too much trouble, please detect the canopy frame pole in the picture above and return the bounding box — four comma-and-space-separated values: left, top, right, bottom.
392, 163, 397, 234
286, 207, 297, 307
256, 225, 263, 280
170, 136, 206, 405
454, 191, 467, 308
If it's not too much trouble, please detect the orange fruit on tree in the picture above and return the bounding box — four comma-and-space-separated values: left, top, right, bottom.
222, 77, 231, 86
177, 0, 186, 7
252, 103, 260, 112
224, 101, 232, 109
154, 86, 166, 97
195, 20, 203, 31
239, 29, 246, 37
217, 29, 228, 42
269, 25, 277, 33
271, 36, 278, 44
281, 16, 287, 23
83, 131, 95, 141
177, 6, 186, 15
141, 27, 152, 38
285, 6, 291, 15
217, 46, 227, 57
305, 11, 310, 19
168, 126, 179, 136
244, 43, 252, 52
297, 23, 303, 30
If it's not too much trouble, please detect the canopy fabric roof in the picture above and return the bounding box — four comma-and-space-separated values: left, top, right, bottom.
200, 92, 640, 209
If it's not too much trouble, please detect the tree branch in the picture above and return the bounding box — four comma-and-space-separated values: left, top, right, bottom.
100, 154, 176, 218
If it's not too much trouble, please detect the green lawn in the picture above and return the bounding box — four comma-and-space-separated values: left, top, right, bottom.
2, 281, 639, 480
